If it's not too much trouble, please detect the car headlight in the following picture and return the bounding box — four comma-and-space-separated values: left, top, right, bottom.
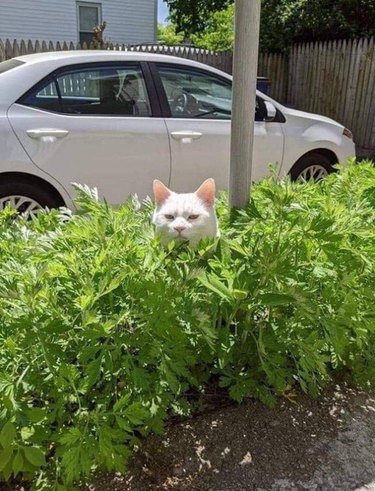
343, 128, 353, 140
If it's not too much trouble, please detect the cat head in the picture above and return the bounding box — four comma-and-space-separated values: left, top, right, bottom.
152, 179, 219, 246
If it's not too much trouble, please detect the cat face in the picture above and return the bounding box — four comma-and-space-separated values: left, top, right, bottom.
152, 179, 219, 246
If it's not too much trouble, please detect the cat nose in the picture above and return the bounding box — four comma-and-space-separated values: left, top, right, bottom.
174, 226, 186, 234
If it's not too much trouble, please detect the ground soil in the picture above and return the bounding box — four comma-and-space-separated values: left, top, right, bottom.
89, 384, 375, 491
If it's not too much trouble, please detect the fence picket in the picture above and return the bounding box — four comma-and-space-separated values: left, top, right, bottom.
289, 44, 298, 107
26, 40, 34, 55
352, 38, 369, 147
321, 41, 332, 116
328, 41, 340, 121
34, 40, 41, 54
12, 40, 20, 58
0, 40, 5, 62
362, 39, 375, 151
344, 39, 361, 129
358, 39, 372, 150
4, 38, 11, 60
343, 39, 358, 125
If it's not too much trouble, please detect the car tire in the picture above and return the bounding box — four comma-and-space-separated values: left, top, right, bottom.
0, 180, 62, 216
290, 153, 336, 182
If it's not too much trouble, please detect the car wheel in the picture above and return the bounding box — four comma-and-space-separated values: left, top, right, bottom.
0, 180, 62, 217
290, 154, 335, 182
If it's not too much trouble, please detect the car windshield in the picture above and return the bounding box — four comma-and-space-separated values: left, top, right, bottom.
0, 59, 25, 75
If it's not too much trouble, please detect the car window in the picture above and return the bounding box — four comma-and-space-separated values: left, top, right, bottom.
19, 64, 151, 117
0, 59, 25, 75
28, 80, 61, 111
157, 64, 265, 121
157, 65, 231, 120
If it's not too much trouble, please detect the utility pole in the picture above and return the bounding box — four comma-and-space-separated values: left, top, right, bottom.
229, 0, 261, 209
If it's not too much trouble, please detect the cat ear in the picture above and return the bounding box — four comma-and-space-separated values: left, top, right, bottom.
153, 180, 171, 206
195, 179, 216, 207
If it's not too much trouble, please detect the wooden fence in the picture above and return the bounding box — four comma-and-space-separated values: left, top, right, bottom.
1, 37, 375, 156
257, 52, 288, 102
0, 39, 233, 74
256, 39, 375, 157
289, 39, 375, 157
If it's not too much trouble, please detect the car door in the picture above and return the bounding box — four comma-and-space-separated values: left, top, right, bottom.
152, 62, 284, 193
8, 62, 170, 205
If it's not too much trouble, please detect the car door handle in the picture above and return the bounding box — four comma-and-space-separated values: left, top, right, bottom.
27, 129, 69, 139
171, 131, 203, 142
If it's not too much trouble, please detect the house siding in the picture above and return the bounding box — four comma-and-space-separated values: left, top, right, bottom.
0, 0, 156, 44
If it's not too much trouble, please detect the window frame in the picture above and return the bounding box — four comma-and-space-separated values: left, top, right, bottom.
16, 61, 162, 118
150, 62, 286, 123
76, 1, 102, 46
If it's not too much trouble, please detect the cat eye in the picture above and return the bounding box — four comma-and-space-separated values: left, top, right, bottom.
164, 214, 175, 220
188, 215, 199, 220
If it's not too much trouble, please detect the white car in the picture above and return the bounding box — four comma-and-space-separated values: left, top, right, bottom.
0, 51, 355, 213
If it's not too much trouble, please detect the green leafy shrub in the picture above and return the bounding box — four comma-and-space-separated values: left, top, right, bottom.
0, 161, 374, 489
157, 23, 185, 46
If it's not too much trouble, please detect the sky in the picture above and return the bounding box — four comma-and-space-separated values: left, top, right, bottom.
158, 0, 169, 24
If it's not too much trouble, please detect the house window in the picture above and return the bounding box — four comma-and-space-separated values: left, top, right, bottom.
77, 2, 102, 45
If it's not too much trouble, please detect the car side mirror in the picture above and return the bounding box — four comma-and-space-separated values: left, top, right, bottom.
264, 101, 277, 122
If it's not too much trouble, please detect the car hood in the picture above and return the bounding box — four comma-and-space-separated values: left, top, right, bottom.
281, 106, 344, 128
258, 90, 345, 128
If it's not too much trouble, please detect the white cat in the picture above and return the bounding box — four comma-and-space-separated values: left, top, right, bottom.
152, 179, 219, 247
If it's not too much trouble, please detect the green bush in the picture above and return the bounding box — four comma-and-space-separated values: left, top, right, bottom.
0, 161, 374, 489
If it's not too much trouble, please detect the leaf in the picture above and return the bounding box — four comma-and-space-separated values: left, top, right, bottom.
61, 446, 81, 484
59, 427, 82, 446
0, 421, 16, 448
149, 399, 160, 417
24, 446, 45, 467
124, 403, 149, 426
233, 289, 248, 300
247, 199, 264, 219
1, 460, 12, 481
114, 393, 131, 412
115, 417, 133, 433
20, 427, 34, 441
199, 325, 217, 350
25, 408, 46, 423
83, 356, 102, 390
12, 450, 24, 476
259, 293, 294, 306
198, 273, 233, 300
313, 265, 336, 278
0, 446, 13, 472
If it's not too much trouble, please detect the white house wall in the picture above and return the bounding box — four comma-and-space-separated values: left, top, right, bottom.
0, 0, 157, 44
103, 0, 157, 45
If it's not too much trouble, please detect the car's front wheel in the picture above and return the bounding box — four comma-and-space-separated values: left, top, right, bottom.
0, 180, 62, 217
290, 153, 336, 182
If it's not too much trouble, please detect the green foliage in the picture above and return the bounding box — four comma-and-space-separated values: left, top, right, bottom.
1, 161, 375, 488
157, 23, 185, 46
165, 0, 375, 53
165, 0, 231, 37
192, 5, 234, 52
260, 0, 375, 52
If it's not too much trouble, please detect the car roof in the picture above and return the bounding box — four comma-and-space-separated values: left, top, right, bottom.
14, 50, 226, 73
16, 50, 173, 62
